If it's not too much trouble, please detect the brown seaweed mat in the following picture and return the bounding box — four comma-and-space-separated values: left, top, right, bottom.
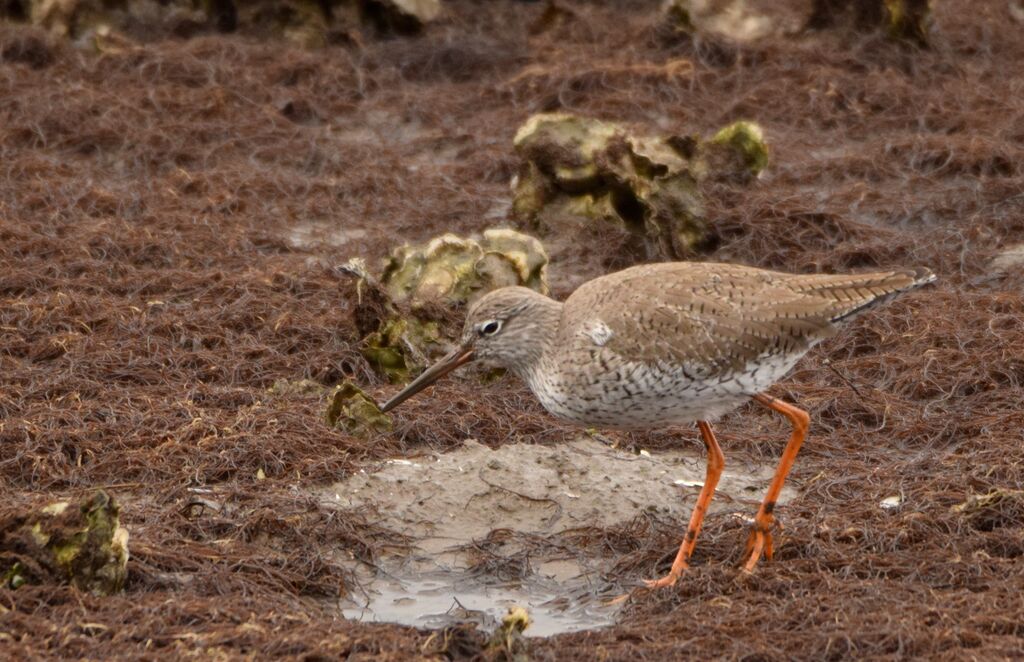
2, 0, 1023, 658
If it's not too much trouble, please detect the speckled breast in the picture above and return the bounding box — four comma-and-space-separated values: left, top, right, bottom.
521, 348, 806, 430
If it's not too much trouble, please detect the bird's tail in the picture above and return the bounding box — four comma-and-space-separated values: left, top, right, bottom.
785, 267, 936, 324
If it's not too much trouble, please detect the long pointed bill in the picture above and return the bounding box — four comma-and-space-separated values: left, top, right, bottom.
379, 345, 475, 413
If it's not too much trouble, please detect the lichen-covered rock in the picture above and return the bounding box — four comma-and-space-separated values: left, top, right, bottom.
361, 315, 441, 383
338, 258, 442, 383
512, 113, 768, 259
381, 229, 549, 307
882, 0, 931, 44
952, 489, 1024, 531
1, 491, 129, 595
360, 0, 441, 34
807, 0, 932, 46
267, 378, 327, 396
342, 231, 547, 383
706, 120, 769, 180
661, 0, 775, 43
2, 0, 438, 46
325, 381, 393, 436
485, 605, 531, 661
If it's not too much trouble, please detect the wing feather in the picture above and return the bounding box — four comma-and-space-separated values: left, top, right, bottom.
562, 262, 932, 372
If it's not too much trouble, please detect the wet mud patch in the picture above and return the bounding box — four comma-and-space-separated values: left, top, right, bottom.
319, 436, 795, 635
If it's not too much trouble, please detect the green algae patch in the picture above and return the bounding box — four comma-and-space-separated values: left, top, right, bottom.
325, 381, 393, 436
2, 562, 27, 589
1, 491, 129, 595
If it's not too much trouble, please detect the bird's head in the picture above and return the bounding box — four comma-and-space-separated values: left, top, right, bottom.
379, 287, 560, 413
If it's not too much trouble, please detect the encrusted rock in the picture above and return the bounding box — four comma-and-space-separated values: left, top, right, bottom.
325, 381, 393, 435
706, 120, 769, 180
347, 230, 547, 382
361, 315, 441, 383
807, 0, 933, 46
661, 0, 776, 42
360, 0, 441, 34
1, 491, 129, 595
381, 229, 549, 307
2, 0, 439, 46
511, 113, 768, 259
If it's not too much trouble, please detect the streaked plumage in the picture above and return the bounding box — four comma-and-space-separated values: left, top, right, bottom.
380, 260, 935, 592
451, 262, 933, 428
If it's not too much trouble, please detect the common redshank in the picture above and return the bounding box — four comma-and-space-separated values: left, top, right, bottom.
380, 261, 935, 589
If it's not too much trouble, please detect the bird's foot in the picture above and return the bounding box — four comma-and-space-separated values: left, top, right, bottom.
604, 592, 632, 606
605, 564, 688, 605
642, 569, 683, 589
741, 519, 775, 573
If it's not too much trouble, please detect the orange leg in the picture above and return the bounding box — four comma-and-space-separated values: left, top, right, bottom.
742, 394, 810, 573
644, 421, 725, 589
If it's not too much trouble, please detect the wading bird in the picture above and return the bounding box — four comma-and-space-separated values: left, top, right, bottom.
380, 261, 934, 589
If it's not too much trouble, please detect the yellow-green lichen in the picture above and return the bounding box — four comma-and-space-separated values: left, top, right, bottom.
3, 562, 26, 589
709, 121, 769, 177
486, 605, 531, 661
883, 0, 931, 44
53, 537, 83, 568
29, 522, 51, 546
5, 491, 129, 595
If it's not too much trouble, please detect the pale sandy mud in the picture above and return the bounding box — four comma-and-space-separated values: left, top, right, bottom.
319, 436, 796, 635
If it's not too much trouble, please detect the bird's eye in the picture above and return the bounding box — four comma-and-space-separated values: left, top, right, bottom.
479, 320, 502, 336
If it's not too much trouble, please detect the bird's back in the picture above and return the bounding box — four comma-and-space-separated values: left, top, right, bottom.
527, 262, 933, 428
561, 261, 933, 373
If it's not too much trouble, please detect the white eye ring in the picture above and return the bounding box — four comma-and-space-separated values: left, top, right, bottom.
479, 320, 502, 336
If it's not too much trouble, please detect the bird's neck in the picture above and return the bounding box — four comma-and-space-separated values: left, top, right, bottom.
511, 297, 563, 385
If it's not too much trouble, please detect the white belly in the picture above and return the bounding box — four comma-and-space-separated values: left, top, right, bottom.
522, 351, 806, 430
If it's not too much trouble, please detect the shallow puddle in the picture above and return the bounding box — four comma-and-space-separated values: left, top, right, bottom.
321, 436, 796, 636
341, 565, 616, 636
